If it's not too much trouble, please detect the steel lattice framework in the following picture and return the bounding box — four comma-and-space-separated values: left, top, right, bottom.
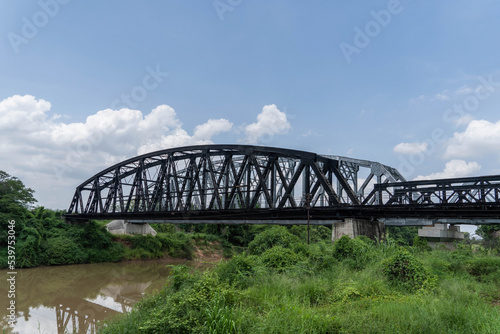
65, 144, 500, 223
65, 145, 405, 221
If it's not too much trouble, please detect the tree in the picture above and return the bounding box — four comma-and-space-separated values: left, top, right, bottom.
476, 225, 500, 248
0, 171, 37, 248
0, 170, 36, 215
386, 226, 419, 245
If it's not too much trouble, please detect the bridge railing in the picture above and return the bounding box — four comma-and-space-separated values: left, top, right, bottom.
362, 174, 500, 206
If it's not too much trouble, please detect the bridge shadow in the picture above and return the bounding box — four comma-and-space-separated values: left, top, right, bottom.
0, 261, 176, 334
53, 281, 152, 334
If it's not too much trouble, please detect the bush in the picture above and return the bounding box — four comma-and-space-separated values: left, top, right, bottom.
332, 235, 372, 269
289, 225, 332, 243
260, 246, 304, 272
412, 236, 432, 252
382, 249, 429, 291
156, 232, 195, 259
248, 226, 303, 255
216, 253, 257, 287
466, 256, 500, 282
43, 236, 87, 265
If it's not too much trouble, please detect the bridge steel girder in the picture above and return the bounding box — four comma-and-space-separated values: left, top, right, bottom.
66, 145, 374, 220
64, 145, 500, 223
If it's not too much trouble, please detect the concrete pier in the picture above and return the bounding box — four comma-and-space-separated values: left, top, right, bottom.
106, 220, 157, 236
332, 218, 385, 241
418, 223, 464, 249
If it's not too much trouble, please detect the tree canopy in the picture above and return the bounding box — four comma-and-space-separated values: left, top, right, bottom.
0, 170, 36, 216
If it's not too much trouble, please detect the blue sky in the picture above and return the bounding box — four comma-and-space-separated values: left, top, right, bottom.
2, 0, 500, 236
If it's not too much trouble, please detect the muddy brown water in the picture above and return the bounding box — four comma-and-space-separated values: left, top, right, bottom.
1, 259, 212, 334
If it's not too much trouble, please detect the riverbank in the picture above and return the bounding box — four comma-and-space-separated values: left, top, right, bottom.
100, 227, 500, 334
0, 208, 240, 270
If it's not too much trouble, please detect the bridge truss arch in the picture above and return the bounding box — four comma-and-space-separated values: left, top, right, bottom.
66, 145, 405, 221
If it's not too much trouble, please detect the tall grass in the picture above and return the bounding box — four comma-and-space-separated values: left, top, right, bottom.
101, 230, 500, 333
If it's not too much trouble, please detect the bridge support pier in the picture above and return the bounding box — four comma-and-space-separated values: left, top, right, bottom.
106, 220, 157, 236
332, 218, 385, 241
418, 224, 464, 249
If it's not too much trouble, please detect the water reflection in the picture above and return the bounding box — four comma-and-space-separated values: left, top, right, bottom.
1, 259, 197, 333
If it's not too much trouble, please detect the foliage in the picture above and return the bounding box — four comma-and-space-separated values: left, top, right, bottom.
332, 235, 372, 270
465, 256, 500, 283
248, 226, 303, 255
412, 236, 432, 252
203, 293, 237, 334
216, 253, 257, 287
476, 225, 500, 240
289, 225, 332, 243
260, 246, 304, 272
382, 249, 430, 291
477, 225, 500, 249
103, 239, 500, 333
386, 226, 419, 245
44, 235, 88, 265
0, 170, 36, 213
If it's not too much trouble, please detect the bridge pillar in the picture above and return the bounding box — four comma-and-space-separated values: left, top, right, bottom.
106, 220, 157, 236
332, 218, 385, 241
418, 224, 464, 249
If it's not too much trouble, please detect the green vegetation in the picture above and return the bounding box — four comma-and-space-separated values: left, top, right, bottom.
0, 170, 205, 268
101, 226, 500, 334
2, 170, 500, 332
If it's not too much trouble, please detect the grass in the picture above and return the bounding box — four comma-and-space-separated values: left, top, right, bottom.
100, 233, 500, 334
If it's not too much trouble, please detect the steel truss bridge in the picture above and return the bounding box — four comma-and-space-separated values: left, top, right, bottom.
64, 145, 500, 225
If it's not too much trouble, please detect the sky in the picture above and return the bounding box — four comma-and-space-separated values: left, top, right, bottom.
2, 1, 500, 235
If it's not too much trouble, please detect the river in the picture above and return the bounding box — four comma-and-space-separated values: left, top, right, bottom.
1, 259, 210, 334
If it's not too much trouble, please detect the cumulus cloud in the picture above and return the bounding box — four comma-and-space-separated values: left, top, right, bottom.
444, 119, 500, 159
393, 142, 429, 155
0, 95, 288, 208
244, 104, 291, 144
193, 119, 233, 140
414, 160, 481, 180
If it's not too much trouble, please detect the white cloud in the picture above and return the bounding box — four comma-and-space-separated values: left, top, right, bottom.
244, 104, 291, 144
444, 119, 500, 159
0, 95, 289, 208
431, 90, 451, 101
414, 160, 481, 180
393, 142, 428, 154
193, 119, 233, 140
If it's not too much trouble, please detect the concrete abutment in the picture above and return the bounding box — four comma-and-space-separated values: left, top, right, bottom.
418, 223, 464, 249
106, 220, 157, 236
332, 218, 385, 242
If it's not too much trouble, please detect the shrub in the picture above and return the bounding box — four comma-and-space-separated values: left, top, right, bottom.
332, 235, 372, 269
466, 256, 500, 282
216, 253, 257, 287
382, 249, 429, 291
260, 246, 304, 271
412, 236, 432, 252
289, 225, 332, 243
248, 226, 303, 255
43, 236, 87, 265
